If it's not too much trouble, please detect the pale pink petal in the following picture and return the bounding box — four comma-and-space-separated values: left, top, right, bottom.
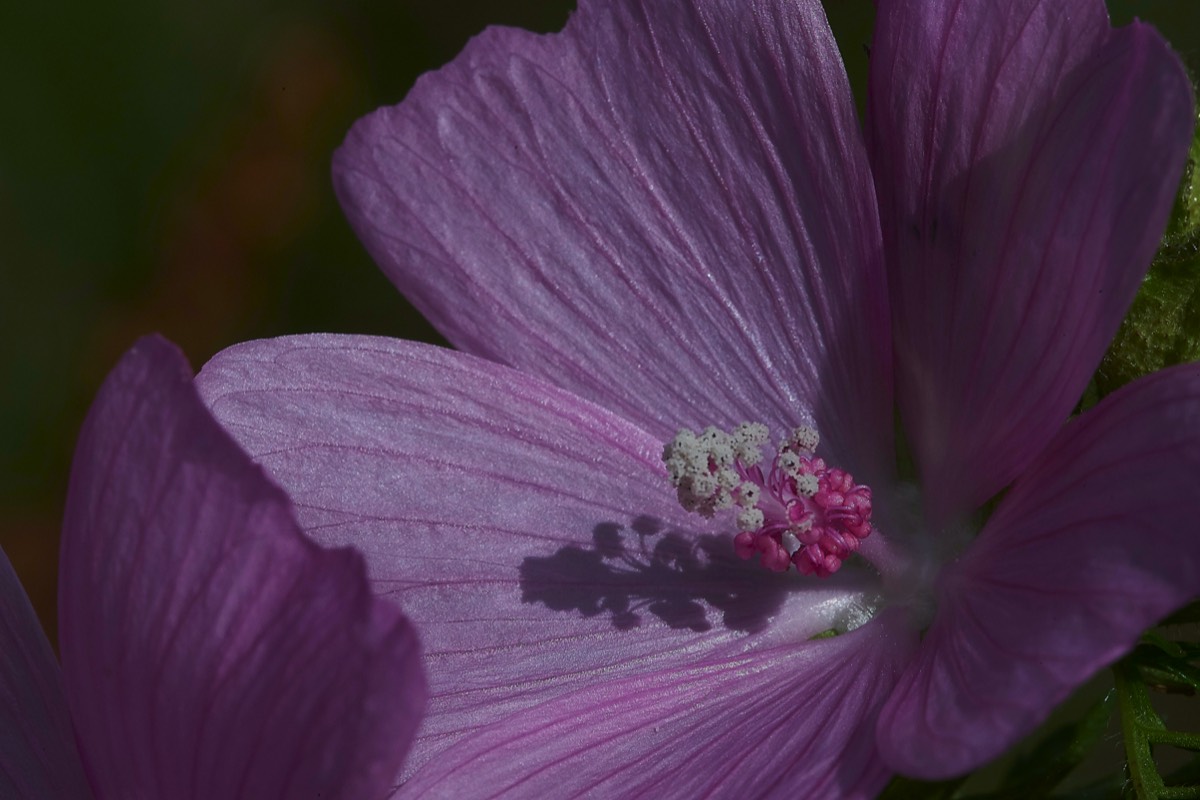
402, 614, 915, 799
334, 0, 893, 480
0, 548, 91, 799
59, 336, 425, 800
877, 364, 1200, 778
868, 0, 1195, 524
196, 334, 893, 782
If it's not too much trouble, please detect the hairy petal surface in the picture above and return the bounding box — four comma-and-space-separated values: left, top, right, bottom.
0, 548, 91, 799
877, 364, 1200, 778
869, 0, 1195, 523
197, 335, 895, 785
403, 614, 914, 800
59, 336, 424, 800
334, 0, 893, 480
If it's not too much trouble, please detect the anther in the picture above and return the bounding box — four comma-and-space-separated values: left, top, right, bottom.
663, 422, 873, 578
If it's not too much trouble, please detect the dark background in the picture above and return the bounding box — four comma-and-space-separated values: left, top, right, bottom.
1, 1, 1197, 638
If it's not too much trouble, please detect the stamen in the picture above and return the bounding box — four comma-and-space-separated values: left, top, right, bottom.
662, 423, 874, 578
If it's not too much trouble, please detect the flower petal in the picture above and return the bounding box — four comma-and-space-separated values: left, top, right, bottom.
868, 0, 1195, 523
402, 614, 915, 799
877, 363, 1200, 778
196, 334, 893, 784
58, 336, 425, 799
0, 547, 91, 799
334, 0, 893, 479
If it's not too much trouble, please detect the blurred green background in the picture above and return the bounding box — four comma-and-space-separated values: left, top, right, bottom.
1, 1, 1197, 639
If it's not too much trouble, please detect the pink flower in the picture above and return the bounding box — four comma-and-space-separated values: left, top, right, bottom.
0, 336, 425, 799
199, 0, 1198, 795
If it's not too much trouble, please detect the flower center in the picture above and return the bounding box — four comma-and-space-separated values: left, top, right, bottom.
662, 423, 874, 577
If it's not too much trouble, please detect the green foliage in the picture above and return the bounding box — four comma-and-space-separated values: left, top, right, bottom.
985, 692, 1117, 799
877, 775, 967, 800
878, 617, 1200, 800
1160, 601, 1200, 630
1167, 117, 1200, 240
878, 692, 1115, 799
1113, 645, 1200, 800
1096, 112, 1200, 397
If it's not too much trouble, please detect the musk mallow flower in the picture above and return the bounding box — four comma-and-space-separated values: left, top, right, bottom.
0, 336, 425, 799
195, 0, 1198, 795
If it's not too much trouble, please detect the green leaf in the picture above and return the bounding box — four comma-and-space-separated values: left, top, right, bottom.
984, 690, 1117, 797
1130, 638, 1200, 697
1048, 773, 1125, 800
1165, 110, 1200, 241
1115, 658, 1170, 798
1095, 230, 1200, 397
1159, 601, 1200, 629
1164, 755, 1200, 791
877, 775, 967, 800
1114, 657, 1200, 799
1095, 111, 1200, 398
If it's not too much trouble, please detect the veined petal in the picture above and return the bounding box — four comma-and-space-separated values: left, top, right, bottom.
877, 364, 1200, 778
196, 334, 891, 782
59, 336, 424, 799
402, 614, 915, 800
334, 0, 893, 480
869, 0, 1195, 524
0, 547, 91, 799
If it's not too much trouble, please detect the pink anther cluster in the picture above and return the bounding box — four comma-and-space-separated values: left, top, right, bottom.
663, 423, 874, 578
733, 452, 873, 577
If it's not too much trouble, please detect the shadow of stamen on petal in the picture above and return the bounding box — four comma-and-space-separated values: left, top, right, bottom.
519, 515, 797, 634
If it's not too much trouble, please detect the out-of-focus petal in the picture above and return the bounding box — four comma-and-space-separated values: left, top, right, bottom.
59, 336, 425, 800
0, 547, 91, 800
196, 334, 891, 779
868, 0, 1195, 524
877, 364, 1200, 778
402, 614, 915, 799
334, 0, 893, 480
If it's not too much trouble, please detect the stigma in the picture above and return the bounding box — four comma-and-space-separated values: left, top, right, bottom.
662, 423, 873, 577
